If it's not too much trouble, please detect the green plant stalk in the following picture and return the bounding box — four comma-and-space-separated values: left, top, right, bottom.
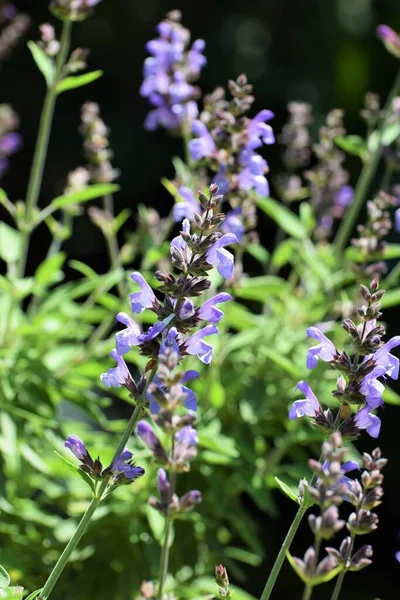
259, 503, 308, 600
334, 65, 400, 255
103, 193, 128, 301
17, 20, 72, 278
38, 367, 157, 600
157, 439, 177, 600
329, 533, 356, 600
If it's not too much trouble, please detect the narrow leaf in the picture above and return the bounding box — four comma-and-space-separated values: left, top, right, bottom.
54, 451, 95, 492
0, 223, 22, 264
257, 196, 307, 239
55, 70, 103, 94
0, 567, 10, 589
274, 477, 299, 503
51, 184, 120, 209
335, 134, 367, 158
27, 41, 55, 86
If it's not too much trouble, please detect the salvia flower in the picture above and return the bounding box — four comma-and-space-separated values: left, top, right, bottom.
0, 104, 21, 178
377, 25, 400, 59
173, 186, 201, 223
110, 449, 145, 481
205, 234, 237, 279
137, 421, 168, 461
141, 10, 206, 133
183, 325, 218, 364
100, 349, 137, 395
65, 435, 89, 461
353, 406, 381, 439
130, 272, 158, 313
289, 381, 321, 419
306, 326, 338, 369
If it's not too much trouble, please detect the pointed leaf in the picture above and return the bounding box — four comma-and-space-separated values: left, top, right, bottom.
257, 196, 307, 239
0, 567, 10, 589
335, 134, 367, 158
54, 451, 95, 492
27, 41, 55, 87
274, 477, 299, 503
0, 223, 22, 264
55, 70, 103, 94
51, 184, 120, 209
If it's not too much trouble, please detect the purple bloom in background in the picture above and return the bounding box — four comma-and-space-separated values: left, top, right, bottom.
212, 165, 230, 195
173, 186, 200, 222
306, 327, 338, 369
396, 551, 400, 564
206, 233, 238, 279
238, 152, 270, 197
370, 336, 400, 379
141, 11, 206, 132
137, 421, 161, 452
289, 380, 321, 419
247, 109, 275, 149
189, 120, 217, 160
359, 366, 386, 409
180, 489, 202, 509
175, 425, 199, 446
221, 208, 245, 241
100, 349, 133, 388
65, 435, 88, 460
377, 25, 400, 58
184, 324, 218, 364
197, 293, 232, 324
334, 185, 354, 208
130, 272, 157, 313
354, 406, 381, 438
0, 104, 21, 179
157, 468, 170, 505
111, 449, 145, 480
395, 208, 400, 233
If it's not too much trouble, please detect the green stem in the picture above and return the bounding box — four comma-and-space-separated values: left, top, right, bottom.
259, 504, 307, 600
38, 367, 157, 600
330, 533, 356, 600
157, 437, 177, 600
103, 194, 128, 301
334, 65, 400, 255
17, 20, 72, 278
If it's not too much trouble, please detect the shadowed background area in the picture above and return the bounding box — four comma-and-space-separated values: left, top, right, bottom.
1, 0, 400, 598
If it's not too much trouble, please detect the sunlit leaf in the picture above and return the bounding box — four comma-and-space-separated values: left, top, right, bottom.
257, 196, 307, 239
55, 70, 103, 94
27, 41, 55, 86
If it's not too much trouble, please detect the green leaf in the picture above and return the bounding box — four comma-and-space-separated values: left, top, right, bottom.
368, 122, 400, 153
383, 385, 400, 405
274, 477, 299, 503
34, 252, 65, 287
0, 566, 10, 589
234, 276, 286, 302
335, 134, 367, 158
0, 223, 22, 264
381, 289, 400, 309
27, 41, 55, 87
51, 184, 120, 210
299, 202, 316, 232
55, 70, 103, 94
24, 590, 42, 600
0, 188, 7, 201
257, 196, 307, 239
346, 243, 400, 263
225, 546, 262, 567
0, 587, 24, 599
54, 451, 95, 492
271, 239, 296, 269
247, 243, 269, 265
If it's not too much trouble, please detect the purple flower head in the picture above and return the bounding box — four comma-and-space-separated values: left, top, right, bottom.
354, 406, 381, 438
371, 336, 400, 379
377, 25, 400, 58
175, 425, 199, 447
306, 327, 337, 369
147, 370, 199, 413
184, 324, 218, 364
170, 218, 193, 262
0, 132, 22, 156
206, 233, 238, 279
212, 165, 230, 195
197, 293, 232, 324
137, 421, 161, 452
181, 370, 199, 411
221, 208, 245, 241
180, 489, 202, 509
111, 448, 145, 480
359, 366, 386, 409
173, 186, 201, 222
187, 38, 206, 77
115, 313, 142, 355
238, 152, 270, 197
334, 185, 354, 208
65, 435, 88, 461
247, 109, 275, 149
100, 349, 133, 389
189, 120, 217, 160
130, 272, 156, 314
289, 380, 321, 419
157, 468, 170, 505
159, 326, 181, 360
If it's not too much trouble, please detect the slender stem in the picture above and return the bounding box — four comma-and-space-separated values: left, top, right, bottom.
103, 194, 128, 301
17, 21, 72, 278
259, 504, 307, 600
334, 65, 400, 255
157, 437, 177, 599
38, 367, 157, 600
330, 533, 356, 600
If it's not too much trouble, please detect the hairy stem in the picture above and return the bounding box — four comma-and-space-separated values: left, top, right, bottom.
18, 20, 72, 277
334, 65, 400, 255
38, 367, 157, 600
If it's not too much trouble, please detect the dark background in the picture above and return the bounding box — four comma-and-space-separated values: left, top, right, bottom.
2, 0, 400, 598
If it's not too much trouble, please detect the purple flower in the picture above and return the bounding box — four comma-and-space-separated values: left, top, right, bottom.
65, 435, 88, 460
180, 489, 202, 509
377, 25, 400, 57
354, 406, 381, 438
159, 326, 181, 359
130, 272, 156, 313
247, 109, 275, 149
396, 551, 400, 564
370, 336, 400, 379
221, 208, 245, 241
189, 120, 217, 160
175, 425, 199, 446
100, 349, 133, 388
238, 152, 270, 197
115, 313, 142, 355
184, 324, 218, 364
0, 132, 22, 155
170, 218, 193, 261
111, 449, 145, 480
359, 367, 386, 409
212, 165, 230, 195
289, 380, 321, 419
197, 293, 232, 324
395, 208, 400, 233
334, 185, 354, 208
157, 468, 170, 505
169, 297, 195, 319
173, 186, 201, 222
137, 421, 160, 452
205, 233, 238, 279
306, 327, 338, 369
147, 370, 199, 413
181, 370, 199, 410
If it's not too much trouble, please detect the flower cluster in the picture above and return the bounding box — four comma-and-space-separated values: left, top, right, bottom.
179, 74, 274, 241
290, 434, 385, 590
50, 0, 102, 22
141, 10, 206, 133
304, 109, 353, 239
289, 279, 400, 439
65, 434, 145, 486
0, 4, 29, 65
0, 103, 21, 179
377, 24, 400, 60
80, 101, 120, 184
